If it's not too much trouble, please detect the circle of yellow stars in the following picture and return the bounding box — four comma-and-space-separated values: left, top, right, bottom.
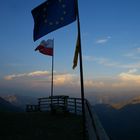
43, 0, 67, 26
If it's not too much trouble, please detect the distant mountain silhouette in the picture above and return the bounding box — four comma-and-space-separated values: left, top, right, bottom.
0, 97, 23, 112
94, 97, 140, 140
2, 95, 37, 110
87, 91, 140, 105
110, 96, 140, 109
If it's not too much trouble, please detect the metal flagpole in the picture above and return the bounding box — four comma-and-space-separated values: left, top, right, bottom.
51, 39, 54, 98
76, 0, 86, 139
50, 39, 54, 110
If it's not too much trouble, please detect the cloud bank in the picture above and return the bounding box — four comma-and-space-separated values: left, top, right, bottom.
3, 69, 140, 94
4, 71, 51, 80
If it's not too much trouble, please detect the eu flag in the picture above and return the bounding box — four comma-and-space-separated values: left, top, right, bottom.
32, 0, 76, 41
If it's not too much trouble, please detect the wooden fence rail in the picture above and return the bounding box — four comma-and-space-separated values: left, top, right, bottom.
26, 96, 82, 114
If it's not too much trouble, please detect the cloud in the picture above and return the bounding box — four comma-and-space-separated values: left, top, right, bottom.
127, 69, 137, 74
3, 70, 107, 91
124, 47, 140, 60
3, 69, 140, 94
27, 71, 50, 76
107, 69, 140, 89
83, 56, 94, 61
124, 53, 140, 60
4, 71, 50, 80
53, 74, 78, 86
84, 55, 140, 70
136, 47, 140, 53
123, 53, 135, 58
4, 74, 27, 80
84, 56, 119, 67
94, 58, 118, 67
84, 80, 105, 88
96, 36, 111, 44
121, 63, 140, 69
119, 70, 140, 84
4, 70, 79, 86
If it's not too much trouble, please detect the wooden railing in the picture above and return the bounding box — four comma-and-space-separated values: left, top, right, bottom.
26, 96, 82, 114
38, 96, 82, 114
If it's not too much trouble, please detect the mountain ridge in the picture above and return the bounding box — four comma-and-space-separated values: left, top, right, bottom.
94, 99, 140, 140
0, 97, 23, 112
110, 96, 140, 109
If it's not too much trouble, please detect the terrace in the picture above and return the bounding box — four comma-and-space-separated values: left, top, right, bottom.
0, 96, 110, 140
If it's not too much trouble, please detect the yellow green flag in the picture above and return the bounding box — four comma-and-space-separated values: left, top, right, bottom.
73, 35, 80, 69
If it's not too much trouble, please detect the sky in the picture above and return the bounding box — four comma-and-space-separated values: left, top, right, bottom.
0, 0, 140, 98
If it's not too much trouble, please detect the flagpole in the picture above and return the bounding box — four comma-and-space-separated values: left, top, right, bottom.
76, 0, 86, 139
51, 39, 54, 98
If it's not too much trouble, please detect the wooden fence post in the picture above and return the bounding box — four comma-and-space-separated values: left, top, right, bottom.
74, 98, 77, 114
38, 99, 41, 111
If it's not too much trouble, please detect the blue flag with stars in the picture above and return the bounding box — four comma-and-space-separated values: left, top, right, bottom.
32, 0, 76, 41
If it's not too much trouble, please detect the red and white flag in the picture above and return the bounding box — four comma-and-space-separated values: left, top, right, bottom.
35, 39, 53, 56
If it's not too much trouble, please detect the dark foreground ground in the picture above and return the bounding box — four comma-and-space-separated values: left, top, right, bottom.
0, 112, 83, 140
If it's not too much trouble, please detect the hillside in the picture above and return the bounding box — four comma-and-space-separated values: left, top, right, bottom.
94, 100, 140, 140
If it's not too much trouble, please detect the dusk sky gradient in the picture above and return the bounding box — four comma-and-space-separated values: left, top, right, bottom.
0, 0, 140, 98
